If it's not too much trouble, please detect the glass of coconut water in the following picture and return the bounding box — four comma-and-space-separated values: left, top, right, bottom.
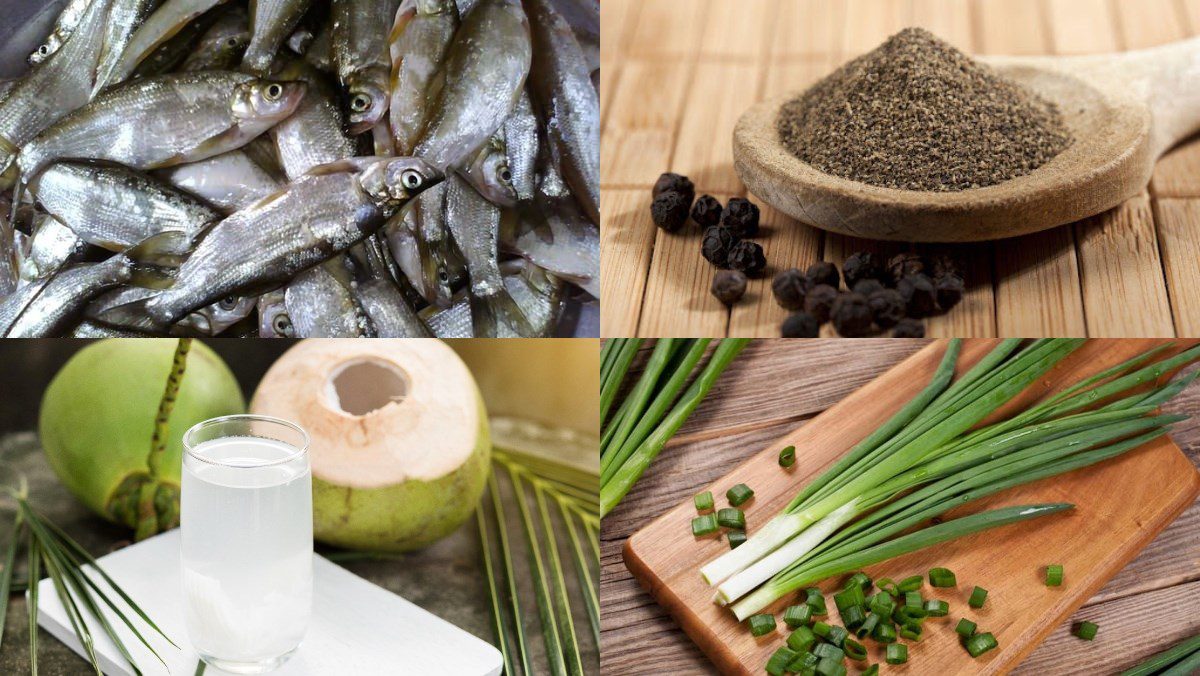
182, 415, 312, 674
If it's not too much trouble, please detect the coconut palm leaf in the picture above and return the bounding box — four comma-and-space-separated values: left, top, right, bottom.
478, 444, 599, 675
0, 509, 21, 653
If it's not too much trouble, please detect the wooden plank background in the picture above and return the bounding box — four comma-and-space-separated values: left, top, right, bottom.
600, 0, 1200, 338
599, 340, 1200, 675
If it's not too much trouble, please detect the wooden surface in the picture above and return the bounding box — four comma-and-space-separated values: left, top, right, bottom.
600, 0, 1200, 338
600, 340, 1200, 675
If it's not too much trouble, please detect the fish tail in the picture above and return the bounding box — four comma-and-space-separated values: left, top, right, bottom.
92, 296, 168, 334
125, 231, 192, 269
470, 286, 533, 337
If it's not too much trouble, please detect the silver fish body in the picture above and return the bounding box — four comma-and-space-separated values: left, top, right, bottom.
413, 0, 531, 172
463, 134, 517, 206
131, 10, 219, 78
385, 182, 457, 308
70, 319, 157, 337
94, 0, 162, 93
181, 5, 250, 71
2, 255, 133, 337
156, 149, 284, 214
333, 0, 401, 134
503, 90, 538, 202
389, 0, 459, 154
284, 257, 368, 337
243, 0, 312, 74
425, 260, 558, 337
19, 72, 306, 179
32, 161, 221, 253
107, 0, 231, 84
20, 215, 87, 282
524, 0, 598, 223
271, 61, 356, 180
346, 237, 430, 337
86, 285, 253, 335
304, 20, 335, 72
28, 0, 95, 66
508, 202, 598, 297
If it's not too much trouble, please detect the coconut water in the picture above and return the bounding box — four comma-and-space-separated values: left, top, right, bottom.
181, 435, 312, 668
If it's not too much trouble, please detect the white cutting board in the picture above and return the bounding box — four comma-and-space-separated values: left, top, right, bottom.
33, 530, 503, 675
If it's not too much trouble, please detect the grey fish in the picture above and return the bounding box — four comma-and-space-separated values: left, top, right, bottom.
257, 290, 293, 337
242, 0, 313, 75
156, 149, 284, 214
389, 0, 459, 154
524, 0, 598, 223
86, 286, 253, 335
385, 182, 457, 308
19, 215, 87, 282
503, 90, 538, 202
70, 319, 158, 337
271, 61, 356, 180
284, 257, 368, 337
507, 203, 598, 297
0, 196, 14, 294
346, 237, 431, 337
181, 5, 250, 71
413, 0, 531, 172
99, 157, 442, 328
94, 0, 163, 94
0, 0, 114, 173
31, 161, 221, 253
1, 255, 133, 337
332, 0, 401, 134
28, 0, 95, 66
304, 20, 334, 72
131, 9, 220, 77
462, 134, 517, 206
106, 0, 232, 84
19, 72, 306, 180
425, 260, 558, 337
549, 0, 598, 73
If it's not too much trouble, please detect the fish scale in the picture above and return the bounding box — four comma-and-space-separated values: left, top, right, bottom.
2, 256, 133, 337
389, 0, 459, 155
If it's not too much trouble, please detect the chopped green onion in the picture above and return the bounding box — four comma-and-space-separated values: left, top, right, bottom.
841, 605, 866, 630
692, 514, 718, 537
748, 613, 776, 636
815, 657, 846, 676
862, 666, 879, 676
845, 572, 872, 592
727, 483, 754, 506
805, 589, 827, 615
826, 625, 849, 647
929, 567, 957, 587
869, 593, 895, 616
1074, 621, 1098, 641
872, 621, 897, 644
844, 638, 868, 661
812, 621, 833, 639
856, 613, 881, 639
728, 530, 747, 549
766, 647, 798, 676
956, 618, 977, 637
1046, 564, 1064, 586
694, 491, 714, 512
813, 643, 844, 661
787, 625, 817, 652
966, 632, 998, 658
894, 605, 926, 623
924, 599, 949, 617
834, 585, 865, 612
784, 604, 813, 628
788, 650, 819, 672
897, 575, 923, 593
904, 590, 923, 608
717, 508, 745, 530
886, 643, 908, 664
968, 586, 988, 609
899, 622, 923, 641
780, 446, 797, 468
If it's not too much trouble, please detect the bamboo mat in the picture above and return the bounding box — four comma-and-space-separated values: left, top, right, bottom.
600, 0, 1200, 338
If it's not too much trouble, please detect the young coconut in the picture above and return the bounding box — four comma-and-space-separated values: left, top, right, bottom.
38, 339, 245, 534
250, 339, 491, 552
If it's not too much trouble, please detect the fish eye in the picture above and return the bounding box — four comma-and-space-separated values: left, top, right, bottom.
351, 94, 372, 113
219, 296, 238, 311
401, 169, 423, 190
265, 83, 283, 100
438, 268, 449, 283
499, 167, 512, 183
38, 45, 49, 55
273, 314, 292, 335
227, 37, 240, 48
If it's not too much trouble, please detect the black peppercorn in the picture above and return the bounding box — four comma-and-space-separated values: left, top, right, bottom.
804, 283, 838, 323
691, 194, 723, 228
831, 292, 873, 337
935, 273, 965, 311
727, 240, 767, 277
701, 226, 739, 268
711, 270, 747, 305
851, 278, 885, 297
721, 197, 760, 238
898, 273, 937, 318
842, 251, 883, 288
868, 289, 906, 329
653, 172, 694, 204
887, 252, 927, 286
893, 318, 926, 338
651, 191, 690, 232
805, 261, 840, 291
929, 254, 961, 280
781, 312, 820, 338
771, 268, 806, 311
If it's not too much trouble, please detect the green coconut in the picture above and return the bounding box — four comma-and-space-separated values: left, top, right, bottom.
250, 340, 491, 552
38, 339, 245, 533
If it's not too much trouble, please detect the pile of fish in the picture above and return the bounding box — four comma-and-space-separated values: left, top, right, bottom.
0, 0, 599, 337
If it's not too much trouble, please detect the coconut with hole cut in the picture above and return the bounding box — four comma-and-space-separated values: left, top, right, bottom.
250, 339, 490, 552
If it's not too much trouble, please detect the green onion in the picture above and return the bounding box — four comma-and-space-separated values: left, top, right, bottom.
904, 590, 923, 608
728, 531, 747, 549
924, 599, 949, 617
600, 339, 641, 425
813, 643, 844, 661
805, 588, 827, 615
727, 483, 755, 507
717, 508, 745, 530
694, 491, 714, 512
899, 622, 923, 641
956, 618, 977, 637
787, 625, 817, 651
863, 665, 879, 676
1074, 621, 1098, 640
872, 621, 897, 644
929, 567, 957, 587
788, 650, 819, 672
833, 585, 864, 612
1120, 633, 1200, 676
692, 514, 718, 537
840, 605, 865, 630
816, 656, 846, 676
845, 572, 872, 592
856, 613, 880, 639
766, 647, 798, 676
844, 638, 867, 661
968, 586, 988, 609
869, 593, 895, 616
812, 621, 832, 639
897, 575, 923, 593
748, 613, 776, 636
886, 643, 908, 664
966, 632, 998, 658
780, 446, 796, 468
784, 604, 813, 628
1046, 564, 1064, 586
826, 625, 849, 647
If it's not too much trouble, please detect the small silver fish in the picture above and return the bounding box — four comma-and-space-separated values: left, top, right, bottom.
93, 0, 162, 94
389, 0, 459, 154
385, 182, 458, 308
346, 237, 431, 337
284, 257, 368, 337
106, 0, 232, 84
503, 90, 539, 202
19, 215, 87, 283
29, 0, 96, 66
242, 0, 313, 75
86, 286, 253, 336
271, 61, 356, 180
463, 134, 517, 207
180, 5, 250, 72
333, 0, 402, 134
1, 255, 133, 337
155, 149, 285, 214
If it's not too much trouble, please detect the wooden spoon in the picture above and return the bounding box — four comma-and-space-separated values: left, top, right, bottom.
732, 38, 1200, 242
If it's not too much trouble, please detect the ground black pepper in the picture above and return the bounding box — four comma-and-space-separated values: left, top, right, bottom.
804, 283, 838, 323
868, 289, 906, 328
727, 240, 767, 277
832, 293, 873, 337
721, 198, 760, 238
898, 273, 937, 317
653, 172, 694, 203
777, 27, 1072, 192
711, 270, 748, 305
691, 195, 723, 228
651, 192, 691, 232
701, 226, 739, 267
772, 268, 807, 311
805, 261, 840, 291
843, 252, 884, 289
935, 273, 966, 310
781, 312, 820, 338
893, 318, 926, 338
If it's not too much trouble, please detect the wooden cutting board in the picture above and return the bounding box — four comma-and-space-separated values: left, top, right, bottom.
624, 339, 1200, 675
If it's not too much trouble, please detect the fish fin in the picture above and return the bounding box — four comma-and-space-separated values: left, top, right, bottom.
92, 297, 167, 333
470, 287, 534, 337
125, 232, 192, 268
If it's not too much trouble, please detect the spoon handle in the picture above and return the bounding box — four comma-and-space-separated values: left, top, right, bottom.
1105, 37, 1200, 158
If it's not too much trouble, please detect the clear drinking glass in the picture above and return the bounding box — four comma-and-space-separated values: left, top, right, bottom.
181, 415, 313, 674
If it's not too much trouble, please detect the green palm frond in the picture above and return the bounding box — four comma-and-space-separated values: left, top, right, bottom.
478, 440, 599, 675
